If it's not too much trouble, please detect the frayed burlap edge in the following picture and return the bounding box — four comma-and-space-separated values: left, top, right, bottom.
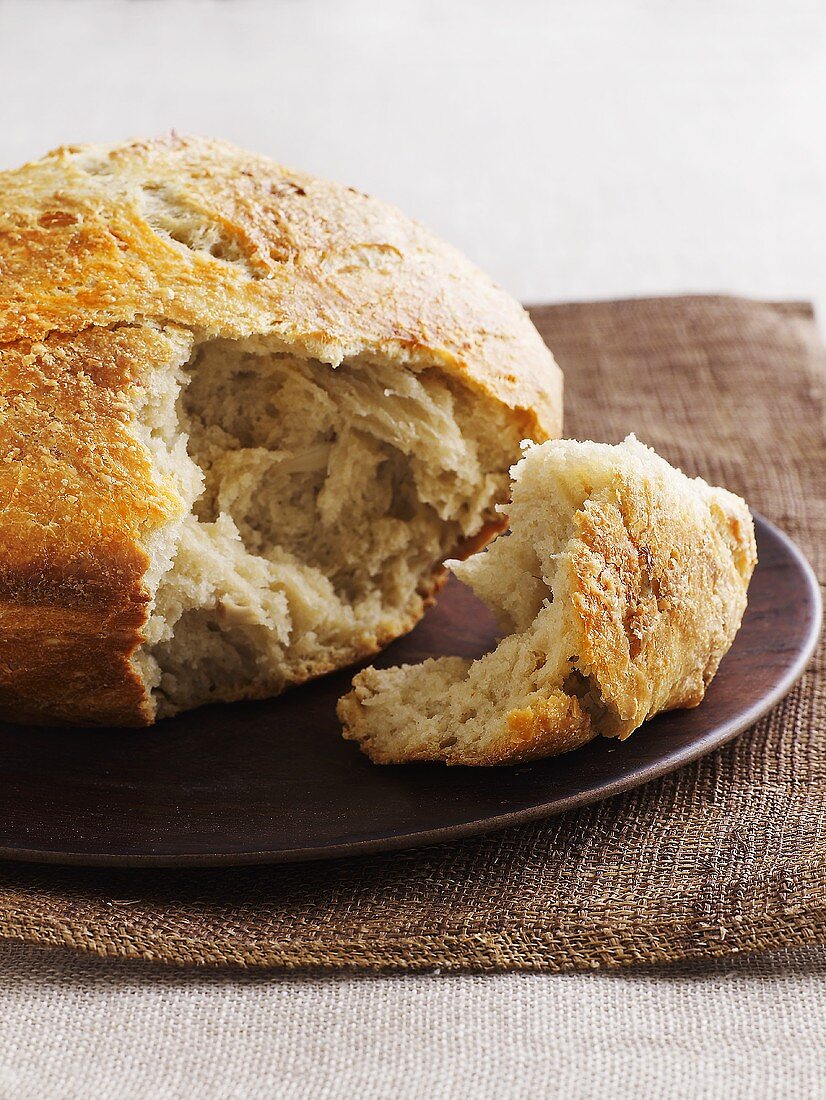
1, 909, 825, 972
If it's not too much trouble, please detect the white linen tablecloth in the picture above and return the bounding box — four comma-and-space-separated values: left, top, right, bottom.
1, 943, 825, 1100
1, 1, 824, 1095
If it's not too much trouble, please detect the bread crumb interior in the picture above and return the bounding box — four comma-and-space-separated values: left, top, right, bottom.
131, 336, 517, 717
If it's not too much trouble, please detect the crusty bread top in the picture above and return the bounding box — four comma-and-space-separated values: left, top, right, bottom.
0, 135, 561, 437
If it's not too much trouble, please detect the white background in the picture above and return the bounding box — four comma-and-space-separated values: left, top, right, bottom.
2, 0, 825, 317
0, 2, 824, 1097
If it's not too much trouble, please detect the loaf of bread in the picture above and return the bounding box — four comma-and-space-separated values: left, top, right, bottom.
0, 136, 562, 726
338, 436, 757, 765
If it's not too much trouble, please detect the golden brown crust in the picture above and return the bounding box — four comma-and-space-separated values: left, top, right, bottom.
1, 137, 561, 427
0, 137, 561, 726
0, 325, 190, 726
564, 473, 757, 739
498, 694, 596, 762
339, 678, 597, 766
466, 692, 596, 765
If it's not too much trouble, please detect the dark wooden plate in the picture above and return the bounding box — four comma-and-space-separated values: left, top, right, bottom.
0, 514, 819, 867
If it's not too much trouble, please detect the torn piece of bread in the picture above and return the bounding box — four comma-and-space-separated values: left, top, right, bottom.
338, 436, 757, 765
0, 136, 562, 727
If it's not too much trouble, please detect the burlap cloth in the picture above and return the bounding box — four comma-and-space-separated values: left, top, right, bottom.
0, 296, 822, 971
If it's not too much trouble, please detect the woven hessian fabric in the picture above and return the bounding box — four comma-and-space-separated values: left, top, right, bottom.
0, 296, 823, 970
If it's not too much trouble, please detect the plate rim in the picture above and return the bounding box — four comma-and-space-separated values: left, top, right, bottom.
0, 513, 821, 868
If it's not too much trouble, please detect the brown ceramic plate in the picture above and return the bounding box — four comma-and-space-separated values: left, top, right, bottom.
0, 514, 819, 867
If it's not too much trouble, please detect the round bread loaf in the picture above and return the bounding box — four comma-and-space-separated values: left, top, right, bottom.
0, 136, 561, 726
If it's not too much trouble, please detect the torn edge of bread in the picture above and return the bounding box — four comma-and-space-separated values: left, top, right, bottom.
337, 435, 757, 765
